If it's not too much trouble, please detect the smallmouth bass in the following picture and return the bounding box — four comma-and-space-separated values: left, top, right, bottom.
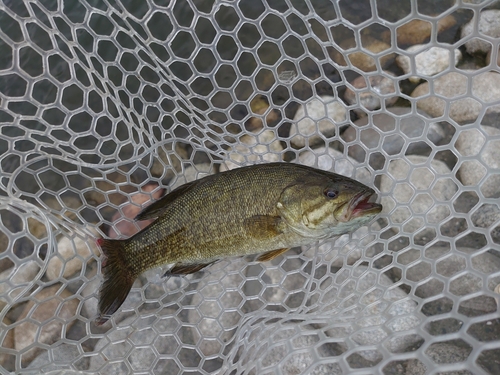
96, 162, 382, 325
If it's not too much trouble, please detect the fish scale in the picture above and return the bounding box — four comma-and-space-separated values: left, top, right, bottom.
96, 162, 382, 325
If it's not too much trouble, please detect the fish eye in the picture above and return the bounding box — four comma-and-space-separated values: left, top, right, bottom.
324, 188, 338, 199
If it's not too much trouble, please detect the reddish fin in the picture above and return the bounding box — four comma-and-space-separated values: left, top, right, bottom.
95, 238, 136, 326
165, 262, 214, 276
256, 248, 289, 262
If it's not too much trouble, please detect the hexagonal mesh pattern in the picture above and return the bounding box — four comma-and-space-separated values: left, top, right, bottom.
0, 0, 499, 374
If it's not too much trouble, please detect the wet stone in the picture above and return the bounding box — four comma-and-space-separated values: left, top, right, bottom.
0, 260, 41, 311
302, 223, 380, 271
380, 155, 457, 240
80, 276, 100, 322
289, 96, 347, 148
412, 71, 500, 123
0, 316, 15, 372
187, 259, 246, 357
46, 231, 99, 281
26, 344, 89, 372
14, 285, 79, 367
459, 294, 498, 317
220, 130, 283, 171
400, 359, 427, 375
471, 204, 500, 244
395, 15, 457, 46
396, 44, 462, 83
320, 267, 419, 361
83, 170, 135, 209
343, 107, 444, 163
344, 72, 398, 114
298, 146, 372, 185
150, 142, 187, 180
244, 248, 306, 313
90, 314, 183, 374
455, 125, 500, 198
346, 38, 395, 72
425, 341, 472, 364
169, 163, 213, 189
228, 318, 343, 375
486, 46, 500, 67
461, 9, 500, 54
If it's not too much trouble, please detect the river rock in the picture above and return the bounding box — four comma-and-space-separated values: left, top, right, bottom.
150, 142, 187, 179
455, 125, 500, 198
0, 316, 14, 371
303, 223, 379, 271
187, 259, 247, 357
0, 261, 41, 311
425, 341, 472, 364
380, 155, 457, 238
14, 285, 79, 366
83, 170, 136, 208
227, 318, 343, 375
27, 216, 48, 240
46, 231, 99, 281
344, 72, 398, 113
26, 344, 89, 372
394, 15, 457, 46
346, 38, 395, 72
411, 71, 500, 123
220, 130, 283, 171
396, 45, 462, 83
298, 147, 371, 185
486, 46, 500, 67
169, 163, 213, 189
289, 96, 347, 148
321, 266, 419, 362
343, 107, 445, 162
247, 96, 280, 131
471, 204, 500, 245
411, 246, 500, 306
90, 314, 182, 374
461, 10, 500, 54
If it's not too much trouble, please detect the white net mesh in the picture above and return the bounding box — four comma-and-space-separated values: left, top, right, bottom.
0, 0, 499, 373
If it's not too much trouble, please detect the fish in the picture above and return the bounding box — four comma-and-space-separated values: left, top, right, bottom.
95, 162, 382, 325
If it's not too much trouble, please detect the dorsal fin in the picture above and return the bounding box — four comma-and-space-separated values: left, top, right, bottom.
134, 179, 199, 221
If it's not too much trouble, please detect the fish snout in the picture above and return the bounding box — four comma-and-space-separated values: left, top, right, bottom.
336, 190, 382, 223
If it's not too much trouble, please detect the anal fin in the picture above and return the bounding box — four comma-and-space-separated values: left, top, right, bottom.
256, 248, 289, 262
164, 262, 215, 276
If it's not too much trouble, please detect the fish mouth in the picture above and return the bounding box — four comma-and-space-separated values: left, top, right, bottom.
340, 190, 382, 222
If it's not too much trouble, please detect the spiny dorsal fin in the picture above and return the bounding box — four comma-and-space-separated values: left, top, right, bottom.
135, 179, 199, 221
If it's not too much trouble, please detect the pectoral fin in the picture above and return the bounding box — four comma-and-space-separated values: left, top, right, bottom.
164, 262, 215, 276
256, 248, 289, 262
244, 215, 283, 240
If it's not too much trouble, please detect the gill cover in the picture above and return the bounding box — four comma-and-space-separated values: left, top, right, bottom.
277, 182, 339, 238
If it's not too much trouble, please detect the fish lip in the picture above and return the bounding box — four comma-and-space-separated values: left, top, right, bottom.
345, 190, 382, 221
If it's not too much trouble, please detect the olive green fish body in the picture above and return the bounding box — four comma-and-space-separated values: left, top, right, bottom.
96, 163, 382, 325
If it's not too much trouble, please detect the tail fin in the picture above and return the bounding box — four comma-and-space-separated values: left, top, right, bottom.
95, 238, 136, 325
